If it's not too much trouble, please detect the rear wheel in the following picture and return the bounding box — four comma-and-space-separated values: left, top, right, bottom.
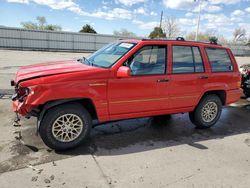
189, 95, 222, 129
39, 103, 92, 150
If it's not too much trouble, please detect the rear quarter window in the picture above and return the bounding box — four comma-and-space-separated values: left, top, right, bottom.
205, 48, 233, 72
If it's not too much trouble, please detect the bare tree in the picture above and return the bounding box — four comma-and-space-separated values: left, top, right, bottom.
21, 16, 61, 31
113, 29, 137, 37
233, 27, 247, 42
162, 16, 180, 38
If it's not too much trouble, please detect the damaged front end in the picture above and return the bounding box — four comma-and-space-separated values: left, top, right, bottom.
11, 80, 32, 116
11, 78, 41, 138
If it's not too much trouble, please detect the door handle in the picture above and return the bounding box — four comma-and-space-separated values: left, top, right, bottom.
199, 75, 208, 79
157, 78, 169, 83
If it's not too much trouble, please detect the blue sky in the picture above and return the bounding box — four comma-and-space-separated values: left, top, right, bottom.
0, 0, 250, 39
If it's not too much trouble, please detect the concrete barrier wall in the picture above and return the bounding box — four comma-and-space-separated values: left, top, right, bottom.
0, 26, 136, 52
0, 26, 250, 55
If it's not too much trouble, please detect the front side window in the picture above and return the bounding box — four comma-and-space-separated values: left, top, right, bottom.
172, 45, 204, 74
205, 48, 233, 72
126, 45, 166, 75
85, 42, 136, 68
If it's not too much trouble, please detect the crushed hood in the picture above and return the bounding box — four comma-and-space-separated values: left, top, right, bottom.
15, 60, 98, 83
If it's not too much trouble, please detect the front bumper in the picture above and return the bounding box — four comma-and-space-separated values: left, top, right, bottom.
12, 100, 28, 116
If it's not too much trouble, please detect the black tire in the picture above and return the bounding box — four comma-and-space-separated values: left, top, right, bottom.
39, 103, 92, 150
244, 90, 250, 98
189, 95, 222, 129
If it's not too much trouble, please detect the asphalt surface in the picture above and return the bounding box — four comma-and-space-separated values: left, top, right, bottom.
0, 50, 250, 188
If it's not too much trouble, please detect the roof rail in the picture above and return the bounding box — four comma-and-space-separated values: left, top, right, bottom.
176, 37, 185, 41
142, 37, 185, 41
210, 41, 218, 45
141, 37, 221, 46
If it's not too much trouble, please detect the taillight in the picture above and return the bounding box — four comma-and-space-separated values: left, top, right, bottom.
237, 81, 241, 88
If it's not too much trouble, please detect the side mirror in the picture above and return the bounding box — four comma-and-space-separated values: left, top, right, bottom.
117, 66, 131, 78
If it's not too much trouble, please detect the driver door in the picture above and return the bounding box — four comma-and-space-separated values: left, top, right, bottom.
108, 45, 169, 116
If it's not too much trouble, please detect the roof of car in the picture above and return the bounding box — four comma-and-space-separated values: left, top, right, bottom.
119, 37, 223, 47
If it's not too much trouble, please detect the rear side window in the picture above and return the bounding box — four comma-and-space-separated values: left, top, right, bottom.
172, 46, 204, 73
205, 48, 233, 72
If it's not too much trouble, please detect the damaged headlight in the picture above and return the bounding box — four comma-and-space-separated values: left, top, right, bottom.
12, 87, 31, 102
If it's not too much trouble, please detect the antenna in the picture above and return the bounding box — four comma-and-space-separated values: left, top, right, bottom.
159, 11, 163, 29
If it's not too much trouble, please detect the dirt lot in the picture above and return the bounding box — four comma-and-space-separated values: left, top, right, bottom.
0, 50, 250, 188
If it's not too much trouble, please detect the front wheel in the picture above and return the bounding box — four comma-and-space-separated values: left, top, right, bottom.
189, 95, 222, 129
39, 103, 92, 150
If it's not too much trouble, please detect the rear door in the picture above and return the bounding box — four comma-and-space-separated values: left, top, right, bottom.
168, 44, 208, 109
204, 47, 238, 92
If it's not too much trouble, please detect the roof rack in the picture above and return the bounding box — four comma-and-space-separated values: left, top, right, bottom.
142, 37, 185, 41
141, 37, 220, 45
209, 41, 218, 45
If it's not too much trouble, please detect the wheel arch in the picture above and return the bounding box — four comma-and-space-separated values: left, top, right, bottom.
37, 98, 98, 130
198, 90, 226, 106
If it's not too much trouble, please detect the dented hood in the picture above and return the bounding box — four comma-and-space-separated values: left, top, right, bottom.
15, 60, 98, 83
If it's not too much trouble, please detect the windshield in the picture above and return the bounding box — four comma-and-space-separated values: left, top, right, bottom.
84, 42, 136, 68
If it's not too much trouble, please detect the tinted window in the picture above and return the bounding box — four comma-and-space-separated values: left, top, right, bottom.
128, 45, 166, 75
193, 47, 204, 72
172, 46, 204, 73
205, 48, 233, 72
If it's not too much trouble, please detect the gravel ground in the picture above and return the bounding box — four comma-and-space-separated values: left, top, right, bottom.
0, 49, 250, 188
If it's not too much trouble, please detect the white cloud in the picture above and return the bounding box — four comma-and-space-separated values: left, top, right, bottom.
163, 0, 222, 13
87, 8, 133, 20
7, 0, 134, 20
8, 0, 84, 14
185, 12, 193, 17
203, 13, 231, 25
210, 0, 243, 5
134, 7, 146, 15
163, 0, 194, 10
179, 18, 196, 26
7, 0, 28, 3
206, 5, 222, 13
132, 19, 158, 30
32, 0, 80, 10
115, 0, 147, 6
150, 11, 157, 16
231, 10, 245, 17
102, 5, 108, 10
246, 7, 250, 13
102, 0, 108, 5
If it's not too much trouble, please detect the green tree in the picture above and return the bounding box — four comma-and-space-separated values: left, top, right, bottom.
21, 16, 61, 31
148, 27, 166, 39
44, 24, 62, 31
79, 24, 97, 33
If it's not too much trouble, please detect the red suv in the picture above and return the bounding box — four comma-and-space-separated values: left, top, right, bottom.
11, 38, 242, 150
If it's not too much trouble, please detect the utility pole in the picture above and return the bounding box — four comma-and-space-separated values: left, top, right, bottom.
195, 0, 202, 41
159, 11, 163, 29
